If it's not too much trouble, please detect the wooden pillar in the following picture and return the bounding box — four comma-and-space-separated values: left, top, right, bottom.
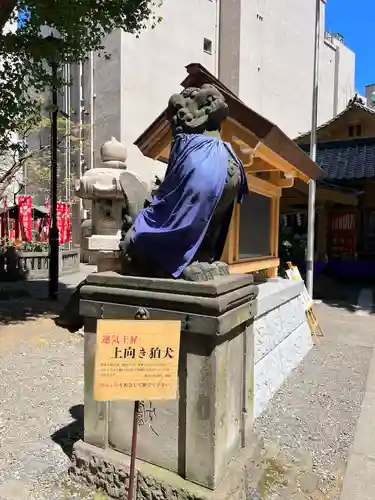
220, 121, 237, 264
268, 172, 280, 278
221, 204, 239, 264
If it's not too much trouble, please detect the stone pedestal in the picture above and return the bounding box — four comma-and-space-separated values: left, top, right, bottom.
253, 278, 313, 417
72, 273, 313, 499
75, 271, 258, 495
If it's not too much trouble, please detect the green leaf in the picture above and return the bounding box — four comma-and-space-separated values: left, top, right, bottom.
0, 0, 162, 162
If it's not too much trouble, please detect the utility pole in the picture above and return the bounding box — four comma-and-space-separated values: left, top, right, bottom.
49, 60, 59, 299
306, 0, 321, 298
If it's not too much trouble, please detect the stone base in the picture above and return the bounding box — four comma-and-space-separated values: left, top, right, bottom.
80, 273, 258, 490
97, 251, 122, 273
84, 234, 121, 252
0, 248, 80, 281
70, 440, 262, 500
253, 278, 313, 417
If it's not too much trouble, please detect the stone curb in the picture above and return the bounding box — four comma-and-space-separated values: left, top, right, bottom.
70, 439, 262, 500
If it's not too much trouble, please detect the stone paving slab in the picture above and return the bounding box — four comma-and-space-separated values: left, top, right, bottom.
340, 345, 375, 500
254, 302, 375, 499
340, 453, 375, 500
0, 264, 96, 327
0, 297, 374, 499
0, 264, 96, 298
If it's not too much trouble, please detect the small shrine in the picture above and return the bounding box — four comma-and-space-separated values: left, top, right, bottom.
135, 63, 323, 278
293, 95, 375, 278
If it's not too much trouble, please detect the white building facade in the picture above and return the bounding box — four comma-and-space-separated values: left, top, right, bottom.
63, 0, 355, 240
365, 83, 375, 109
71, 0, 355, 168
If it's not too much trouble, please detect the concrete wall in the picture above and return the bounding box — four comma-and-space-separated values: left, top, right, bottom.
318, 33, 355, 125
366, 84, 375, 110
119, 0, 218, 143
334, 39, 356, 115
70, 0, 356, 165
92, 30, 124, 159
318, 39, 336, 125
239, 0, 355, 138
70, 0, 219, 167
239, 0, 317, 138
253, 279, 313, 418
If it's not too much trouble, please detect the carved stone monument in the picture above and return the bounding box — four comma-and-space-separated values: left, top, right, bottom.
64, 83, 315, 500
55, 75, 317, 500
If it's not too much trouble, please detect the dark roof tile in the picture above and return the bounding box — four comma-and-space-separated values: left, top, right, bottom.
299, 138, 375, 180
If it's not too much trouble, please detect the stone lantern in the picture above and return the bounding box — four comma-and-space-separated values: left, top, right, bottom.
76, 136, 166, 272
76, 137, 127, 271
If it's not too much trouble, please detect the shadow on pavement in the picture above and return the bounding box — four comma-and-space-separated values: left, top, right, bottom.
313, 273, 374, 314
0, 279, 73, 325
51, 405, 84, 459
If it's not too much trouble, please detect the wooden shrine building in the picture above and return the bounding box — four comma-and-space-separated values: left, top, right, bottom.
135, 63, 323, 278
295, 95, 375, 277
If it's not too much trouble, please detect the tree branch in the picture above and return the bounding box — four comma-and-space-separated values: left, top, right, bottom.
0, 0, 16, 30
0, 131, 72, 198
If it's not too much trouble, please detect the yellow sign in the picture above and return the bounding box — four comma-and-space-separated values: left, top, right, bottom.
94, 319, 181, 402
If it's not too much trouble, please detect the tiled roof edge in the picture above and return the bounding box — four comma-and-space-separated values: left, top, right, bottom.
295, 101, 375, 142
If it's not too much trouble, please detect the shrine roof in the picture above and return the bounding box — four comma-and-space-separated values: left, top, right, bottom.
135, 63, 324, 181
295, 97, 375, 143
299, 137, 375, 180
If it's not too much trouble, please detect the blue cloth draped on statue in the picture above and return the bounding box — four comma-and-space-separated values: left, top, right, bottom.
131, 133, 248, 277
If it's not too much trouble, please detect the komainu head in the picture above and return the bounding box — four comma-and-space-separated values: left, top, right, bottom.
167, 84, 229, 135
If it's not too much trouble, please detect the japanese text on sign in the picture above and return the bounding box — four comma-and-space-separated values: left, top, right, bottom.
94, 320, 181, 402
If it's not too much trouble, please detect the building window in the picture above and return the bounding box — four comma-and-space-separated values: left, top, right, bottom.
203, 38, 212, 55
348, 123, 362, 138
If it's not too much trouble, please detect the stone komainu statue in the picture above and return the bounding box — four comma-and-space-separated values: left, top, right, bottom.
55, 85, 249, 332
119, 84, 248, 281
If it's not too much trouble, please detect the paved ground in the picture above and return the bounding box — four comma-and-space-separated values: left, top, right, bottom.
255, 302, 375, 499
0, 275, 374, 499
0, 319, 95, 499
0, 265, 100, 499
0, 264, 96, 326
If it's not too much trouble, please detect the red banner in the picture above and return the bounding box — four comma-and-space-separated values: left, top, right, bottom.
45, 198, 51, 232
17, 195, 33, 241
42, 200, 71, 244
9, 221, 15, 242
57, 202, 66, 245
329, 211, 357, 257
65, 204, 71, 243
1, 199, 7, 239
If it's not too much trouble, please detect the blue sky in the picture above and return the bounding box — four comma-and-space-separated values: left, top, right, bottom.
326, 0, 374, 94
